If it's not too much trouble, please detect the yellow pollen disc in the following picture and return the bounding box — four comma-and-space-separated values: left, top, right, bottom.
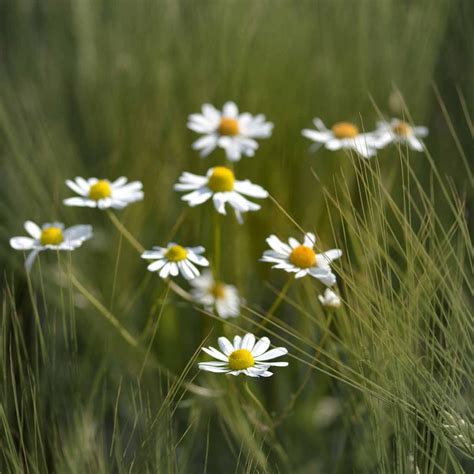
332, 122, 359, 139
208, 167, 235, 192
392, 121, 412, 136
218, 117, 240, 136
211, 282, 226, 299
289, 245, 316, 269
40, 227, 64, 246
165, 245, 188, 262
89, 180, 112, 200
228, 349, 255, 371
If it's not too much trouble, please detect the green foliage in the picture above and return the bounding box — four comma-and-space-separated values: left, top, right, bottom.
0, 0, 472, 472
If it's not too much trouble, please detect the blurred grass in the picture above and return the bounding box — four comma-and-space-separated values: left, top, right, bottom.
0, 0, 473, 472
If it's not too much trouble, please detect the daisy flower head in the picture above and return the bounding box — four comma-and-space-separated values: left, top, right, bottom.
187, 101, 273, 162
302, 118, 379, 158
10, 220, 93, 270
318, 288, 341, 309
261, 232, 342, 286
189, 270, 241, 318
174, 166, 268, 224
373, 118, 428, 151
141, 242, 209, 280
64, 177, 144, 210
198, 333, 288, 378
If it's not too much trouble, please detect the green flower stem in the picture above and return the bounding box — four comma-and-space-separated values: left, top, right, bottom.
259, 275, 292, 331
212, 211, 221, 279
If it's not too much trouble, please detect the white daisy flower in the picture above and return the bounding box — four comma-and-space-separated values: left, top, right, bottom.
373, 118, 428, 151
63, 177, 144, 210
198, 333, 288, 378
187, 101, 273, 162
318, 288, 341, 308
10, 220, 93, 270
189, 270, 241, 318
141, 242, 209, 280
302, 118, 379, 158
174, 166, 268, 223
261, 232, 342, 286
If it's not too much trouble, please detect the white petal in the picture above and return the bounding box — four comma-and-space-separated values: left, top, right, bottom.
147, 260, 167, 272
222, 101, 238, 118
24, 221, 41, 239
233, 335, 242, 349
159, 263, 171, 279
63, 197, 97, 208
202, 346, 228, 362
252, 337, 270, 357
240, 333, 256, 351
63, 225, 93, 242
218, 337, 234, 356
25, 249, 40, 270
254, 347, 288, 361
303, 233, 316, 247
233, 180, 268, 198
10, 237, 36, 250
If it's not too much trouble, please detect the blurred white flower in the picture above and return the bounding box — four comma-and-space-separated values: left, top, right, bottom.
187, 101, 273, 161
174, 166, 268, 223
199, 333, 288, 377
10, 220, 93, 270
261, 232, 342, 286
318, 288, 341, 308
374, 118, 428, 151
141, 243, 209, 280
64, 177, 144, 210
312, 396, 341, 428
302, 118, 379, 158
190, 270, 240, 318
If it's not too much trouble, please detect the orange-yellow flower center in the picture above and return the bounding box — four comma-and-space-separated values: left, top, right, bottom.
332, 122, 359, 139
392, 121, 412, 136
289, 245, 316, 268
228, 349, 255, 370
218, 117, 240, 136
211, 282, 226, 299
208, 167, 235, 192
165, 245, 188, 262
89, 180, 112, 200
40, 227, 64, 246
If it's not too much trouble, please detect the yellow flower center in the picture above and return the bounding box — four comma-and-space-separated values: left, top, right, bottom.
218, 117, 240, 136
208, 167, 235, 192
228, 349, 255, 371
165, 245, 188, 262
289, 245, 316, 268
40, 227, 64, 246
89, 180, 112, 200
211, 282, 226, 299
332, 122, 359, 139
392, 121, 412, 136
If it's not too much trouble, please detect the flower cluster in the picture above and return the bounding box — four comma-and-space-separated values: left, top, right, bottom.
302, 117, 428, 158
10, 100, 427, 379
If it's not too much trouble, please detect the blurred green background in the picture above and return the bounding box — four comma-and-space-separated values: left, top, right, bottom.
0, 0, 472, 472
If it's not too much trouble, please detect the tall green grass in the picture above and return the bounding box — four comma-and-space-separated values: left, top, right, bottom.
1, 0, 472, 472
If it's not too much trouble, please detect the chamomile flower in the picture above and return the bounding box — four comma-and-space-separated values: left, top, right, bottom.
302, 118, 379, 158
198, 333, 288, 377
174, 166, 268, 223
373, 118, 428, 151
63, 177, 144, 210
318, 288, 341, 308
189, 270, 241, 318
187, 101, 273, 161
261, 232, 342, 286
10, 220, 93, 270
141, 243, 209, 280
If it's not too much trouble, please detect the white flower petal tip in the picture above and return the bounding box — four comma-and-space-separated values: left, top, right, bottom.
318, 288, 341, 309
142, 243, 209, 280
187, 102, 273, 161
198, 332, 289, 378
261, 232, 342, 286
189, 270, 241, 319
64, 177, 144, 210
10, 221, 93, 270
302, 118, 379, 158
372, 118, 428, 151
174, 166, 268, 223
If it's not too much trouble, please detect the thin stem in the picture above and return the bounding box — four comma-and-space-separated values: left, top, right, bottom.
258, 275, 293, 331
70, 273, 138, 347
212, 211, 221, 279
